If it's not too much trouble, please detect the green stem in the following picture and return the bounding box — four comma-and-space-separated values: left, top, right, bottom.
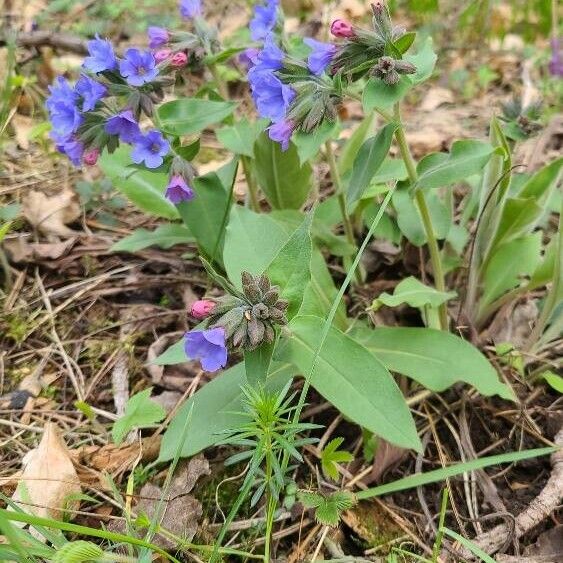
208, 62, 228, 99
393, 104, 449, 331
325, 141, 362, 283
241, 154, 260, 211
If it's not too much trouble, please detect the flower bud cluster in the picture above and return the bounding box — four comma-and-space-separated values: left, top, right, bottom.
246, 1, 417, 150
184, 272, 288, 372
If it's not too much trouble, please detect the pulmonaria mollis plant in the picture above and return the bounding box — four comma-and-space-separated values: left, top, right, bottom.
45, 0, 216, 203
247, 1, 416, 150
185, 272, 288, 372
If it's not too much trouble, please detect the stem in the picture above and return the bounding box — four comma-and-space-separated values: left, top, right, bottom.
208, 62, 228, 99
393, 104, 449, 331
241, 154, 260, 212
325, 140, 362, 283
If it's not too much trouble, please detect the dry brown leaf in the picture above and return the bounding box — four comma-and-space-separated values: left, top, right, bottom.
22, 189, 81, 238
4, 237, 76, 263
11, 423, 81, 524
366, 439, 407, 484
10, 114, 34, 149
109, 455, 210, 548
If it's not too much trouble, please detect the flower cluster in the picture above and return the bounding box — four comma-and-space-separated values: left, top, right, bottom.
184, 272, 288, 372
46, 29, 198, 203
246, 1, 417, 151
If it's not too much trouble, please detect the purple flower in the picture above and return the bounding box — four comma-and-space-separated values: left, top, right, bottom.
50, 132, 84, 166
549, 38, 563, 77
304, 38, 337, 75
46, 76, 77, 111
74, 75, 107, 112
184, 327, 227, 372
250, 72, 295, 121
268, 119, 294, 151
119, 49, 159, 86
239, 48, 260, 68
179, 0, 202, 18
83, 35, 117, 73
253, 35, 284, 72
166, 174, 195, 203
105, 109, 141, 142
250, 0, 279, 41
48, 100, 83, 137
148, 26, 169, 49
131, 130, 170, 168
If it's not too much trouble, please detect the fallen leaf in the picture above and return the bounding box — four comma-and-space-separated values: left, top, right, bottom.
4, 238, 76, 263
109, 455, 210, 549
524, 525, 563, 559
22, 189, 81, 238
10, 114, 34, 149
366, 439, 407, 484
11, 423, 81, 527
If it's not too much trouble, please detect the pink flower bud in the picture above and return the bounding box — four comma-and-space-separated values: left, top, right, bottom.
330, 19, 355, 38
170, 52, 188, 67
191, 299, 215, 319
83, 148, 100, 166
154, 48, 172, 63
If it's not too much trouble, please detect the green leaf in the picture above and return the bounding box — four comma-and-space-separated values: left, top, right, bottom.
0, 203, 20, 221
266, 213, 313, 319
177, 158, 238, 264
351, 326, 515, 400
174, 139, 200, 162
530, 239, 557, 287
276, 315, 421, 451
157, 98, 236, 136
244, 341, 276, 387
216, 118, 266, 157
417, 140, 495, 190
394, 31, 416, 53
338, 113, 375, 177
357, 446, 555, 499
112, 388, 166, 445
158, 362, 294, 461
223, 206, 289, 289
254, 132, 313, 209
321, 437, 354, 481
293, 120, 340, 166
439, 527, 495, 563
518, 157, 563, 200
542, 371, 563, 393
347, 123, 398, 206
297, 490, 356, 527
111, 224, 193, 252
98, 146, 178, 219
482, 233, 542, 305
372, 276, 456, 310
393, 184, 451, 245
151, 339, 186, 365
493, 197, 544, 247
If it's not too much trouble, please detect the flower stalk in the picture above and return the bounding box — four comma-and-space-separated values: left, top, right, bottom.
393, 104, 449, 331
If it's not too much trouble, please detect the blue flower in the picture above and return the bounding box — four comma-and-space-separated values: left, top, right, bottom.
74, 75, 107, 112
184, 327, 228, 372
131, 130, 170, 168
179, 0, 202, 18
50, 132, 84, 166
166, 174, 195, 204
250, 0, 278, 41
119, 49, 159, 86
148, 26, 169, 49
83, 35, 117, 73
252, 35, 284, 73
268, 119, 294, 151
250, 72, 295, 121
304, 38, 337, 75
46, 76, 78, 111
48, 100, 83, 137
105, 109, 141, 142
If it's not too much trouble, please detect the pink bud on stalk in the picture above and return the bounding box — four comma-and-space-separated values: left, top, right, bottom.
191, 299, 215, 319
83, 148, 100, 166
170, 52, 188, 67
154, 48, 173, 63
330, 19, 355, 39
